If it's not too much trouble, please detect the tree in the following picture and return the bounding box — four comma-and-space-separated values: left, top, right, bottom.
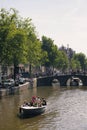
41, 36, 69, 73
20, 18, 43, 77
42, 36, 58, 67
73, 53, 87, 71
0, 8, 27, 78
55, 51, 68, 72
0, 8, 43, 78
71, 58, 81, 71
26, 38, 42, 77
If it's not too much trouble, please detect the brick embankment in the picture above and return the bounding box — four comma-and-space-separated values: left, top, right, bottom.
0, 82, 29, 98
0, 78, 37, 98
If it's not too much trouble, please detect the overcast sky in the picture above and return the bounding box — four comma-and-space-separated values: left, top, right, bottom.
1, 0, 87, 56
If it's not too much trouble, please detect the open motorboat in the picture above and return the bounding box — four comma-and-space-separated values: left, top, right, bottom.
19, 96, 47, 117
19, 105, 46, 118
19, 103, 47, 118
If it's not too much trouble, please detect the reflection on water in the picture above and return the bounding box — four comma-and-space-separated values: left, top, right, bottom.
0, 86, 87, 130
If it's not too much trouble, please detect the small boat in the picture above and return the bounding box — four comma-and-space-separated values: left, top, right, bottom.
52, 79, 60, 86
18, 97, 47, 118
19, 105, 46, 118
70, 77, 83, 86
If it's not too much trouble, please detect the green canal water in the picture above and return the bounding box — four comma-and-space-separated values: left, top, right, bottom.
0, 85, 87, 130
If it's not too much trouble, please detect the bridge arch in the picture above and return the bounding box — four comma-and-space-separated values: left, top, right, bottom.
54, 75, 84, 86
66, 77, 83, 86
37, 74, 87, 87
52, 78, 60, 86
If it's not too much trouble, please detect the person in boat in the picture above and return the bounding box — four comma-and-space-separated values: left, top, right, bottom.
19, 100, 29, 114
29, 96, 47, 107
30, 96, 42, 107
37, 96, 42, 107
41, 98, 47, 106
23, 100, 30, 106
30, 96, 37, 107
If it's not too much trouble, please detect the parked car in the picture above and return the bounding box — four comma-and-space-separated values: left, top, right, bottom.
15, 79, 19, 86
19, 77, 25, 84
2, 79, 15, 88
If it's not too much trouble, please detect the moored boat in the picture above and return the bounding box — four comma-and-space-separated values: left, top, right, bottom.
52, 79, 60, 86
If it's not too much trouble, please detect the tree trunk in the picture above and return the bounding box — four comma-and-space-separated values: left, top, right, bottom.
14, 64, 19, 80
29, 63, 32, 78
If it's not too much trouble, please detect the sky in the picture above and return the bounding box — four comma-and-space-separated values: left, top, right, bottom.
0, 0, 87, 56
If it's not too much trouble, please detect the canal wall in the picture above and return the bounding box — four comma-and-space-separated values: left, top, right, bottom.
0, 82, 29, 98
0, 78, 37, 98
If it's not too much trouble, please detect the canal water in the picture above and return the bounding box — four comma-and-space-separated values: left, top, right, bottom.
0, 86, 87, 130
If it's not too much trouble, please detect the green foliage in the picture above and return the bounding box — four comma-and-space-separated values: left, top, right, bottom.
0, 8, 87, 75
0, 8, 27, 66
71, 58, 81, 70
41, 36, 68, 72
42, 36, 59, 67
55, 51, 68, 71
73, 53, 87, 70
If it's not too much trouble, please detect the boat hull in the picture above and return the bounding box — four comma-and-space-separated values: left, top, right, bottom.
19, 106, 46, 118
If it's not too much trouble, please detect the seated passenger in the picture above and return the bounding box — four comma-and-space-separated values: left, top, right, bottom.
37, 96, 42, 107
23, 101, 29, 106
31, 96, 37, 107
42, 98, 47, 105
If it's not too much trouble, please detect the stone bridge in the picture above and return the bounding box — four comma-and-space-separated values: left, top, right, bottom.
37, 74, 87, 87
